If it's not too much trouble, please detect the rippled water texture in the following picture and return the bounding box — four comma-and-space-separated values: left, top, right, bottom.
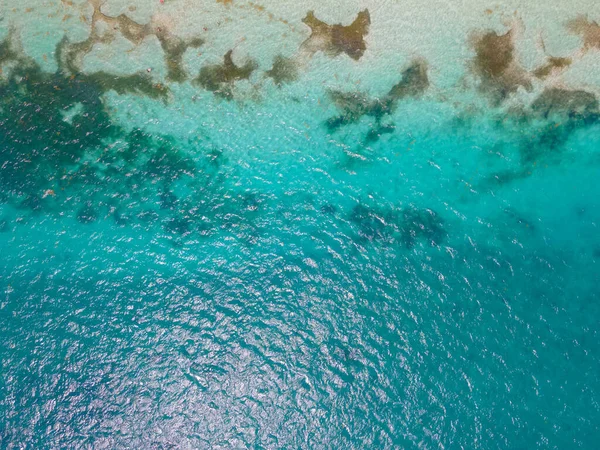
1, 0, 600, 448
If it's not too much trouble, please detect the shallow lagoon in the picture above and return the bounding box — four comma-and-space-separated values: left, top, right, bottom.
1, 1, 599, 447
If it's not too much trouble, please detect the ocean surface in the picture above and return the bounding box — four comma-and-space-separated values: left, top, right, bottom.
1, 0, 599, 448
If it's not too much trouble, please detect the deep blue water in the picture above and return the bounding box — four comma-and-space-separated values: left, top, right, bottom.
1, 5, 600, 448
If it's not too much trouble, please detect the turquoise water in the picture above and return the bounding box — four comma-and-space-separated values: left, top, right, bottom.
1, 1, 600, 448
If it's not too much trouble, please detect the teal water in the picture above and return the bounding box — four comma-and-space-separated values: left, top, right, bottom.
1, 2, 600, 448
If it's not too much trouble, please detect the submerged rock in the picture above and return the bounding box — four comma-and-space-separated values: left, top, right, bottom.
470, 29, 531, 104
266, 55, 299, 86
531, 88, 599, 121
399, 207, 446, 249
325, 59, 429, 139
532, 57, 572, 79
516, 88, 600, 164
387, 58, 430, 101
301, 10, 371, 60
193, 50, 257, 99
350, 203, 391, 242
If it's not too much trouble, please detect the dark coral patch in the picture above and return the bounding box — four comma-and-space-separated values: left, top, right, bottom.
325, 59, 429, 140
470, 29, 531, 104
518, 88, 600, 164
0, 34, 202, 234
350, 203, 445, 247
0, 34, 257, 241
194, 50, 257, 99
266, 55, 298, 86
326, 91, 384, 131
399, 207, 446, 249
0, 51, 114, 200
530, 88, 599, 121
82, 71, 169, 100
484, 88, 600, 181
329, 10, 370, 60
301, 10, 371, 60
388, 59, 430, 100
350, 203, 391, 242
0, 32, 22, 66
532, 57, 572, 79
473, 30, 513, 77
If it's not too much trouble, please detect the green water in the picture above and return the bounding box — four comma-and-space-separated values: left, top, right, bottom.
1, 1, 600, 448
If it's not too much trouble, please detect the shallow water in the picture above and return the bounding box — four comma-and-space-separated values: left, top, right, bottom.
1, 1, 599, 448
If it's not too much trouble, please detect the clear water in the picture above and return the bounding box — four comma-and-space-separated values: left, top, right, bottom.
1, 1, 599, 448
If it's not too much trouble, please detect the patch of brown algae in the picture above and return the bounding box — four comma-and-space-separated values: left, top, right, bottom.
301, 10, 370, 61
193, 50, 257, 99
470, 29, 531, 105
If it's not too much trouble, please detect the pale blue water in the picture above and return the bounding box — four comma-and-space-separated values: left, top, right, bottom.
1, 2, 600, 448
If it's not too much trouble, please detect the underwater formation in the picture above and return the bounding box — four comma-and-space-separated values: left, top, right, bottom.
469, 28, 532, 105
532, 56, 572, 79
301, 9, 371, 61
193, 50, 257, 99
266, 55, 299, 86
350, 203, 445, 248
325, 59, 429, 141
